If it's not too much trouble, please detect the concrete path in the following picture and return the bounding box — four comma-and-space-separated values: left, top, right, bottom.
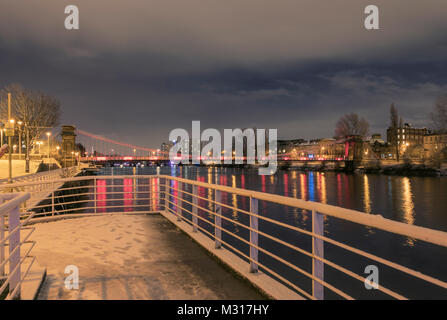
32, 214, 264, 300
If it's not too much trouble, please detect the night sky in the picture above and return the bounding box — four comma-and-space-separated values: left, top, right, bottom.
0, 1, 446, 147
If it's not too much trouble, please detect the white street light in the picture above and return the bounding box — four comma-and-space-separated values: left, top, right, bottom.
46, 132, 51, 171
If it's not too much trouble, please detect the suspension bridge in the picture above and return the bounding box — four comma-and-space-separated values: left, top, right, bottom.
74, 128, 367, 165
75, 129, 169, 162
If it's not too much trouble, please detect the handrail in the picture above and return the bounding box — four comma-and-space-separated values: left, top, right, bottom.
3, 174, 447, 246
0, 166, 78, 185
0, 193, 31, 215
0, 192, 33, 300
1, 174, 446, 299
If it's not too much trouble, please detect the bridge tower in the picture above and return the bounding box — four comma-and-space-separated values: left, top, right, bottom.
61, 125, 77, 167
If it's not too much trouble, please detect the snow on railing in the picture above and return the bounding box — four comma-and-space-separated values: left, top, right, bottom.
0, 174, 446, 299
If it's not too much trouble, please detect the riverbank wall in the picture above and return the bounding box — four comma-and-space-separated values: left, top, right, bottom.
279, 160, 447, 177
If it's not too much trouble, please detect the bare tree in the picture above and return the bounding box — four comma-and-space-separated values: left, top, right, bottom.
430, 94, 447, 133
389, 103, 403, 161
334, 113, 370, 138
390, 103, 398, 128
0, 84, 61, 150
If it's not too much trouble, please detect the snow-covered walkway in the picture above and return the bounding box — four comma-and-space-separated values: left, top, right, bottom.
32, 214, 264, 300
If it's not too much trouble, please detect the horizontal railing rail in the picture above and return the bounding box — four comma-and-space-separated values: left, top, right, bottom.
0, 166, 79, 185
0, 174, 446, 299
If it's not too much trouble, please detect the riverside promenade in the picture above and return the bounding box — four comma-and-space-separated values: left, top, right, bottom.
1, 173, 447, 300
32, 214, 264, 300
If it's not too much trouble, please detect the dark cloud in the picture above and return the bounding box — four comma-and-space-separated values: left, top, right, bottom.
0, 1, 446, 146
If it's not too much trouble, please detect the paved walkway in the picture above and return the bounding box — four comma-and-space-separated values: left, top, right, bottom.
32, 214, 264, 300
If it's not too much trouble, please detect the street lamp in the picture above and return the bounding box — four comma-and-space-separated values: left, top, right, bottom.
46, 132, 51, 170
0, 128, 5, 147
17, 121, 23, 159
75, 152, 79, 168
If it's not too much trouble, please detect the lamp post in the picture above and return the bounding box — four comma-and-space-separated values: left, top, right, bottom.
46, 132, 51, 171
75, 152, 79, 168
7, 115, 14, 184
17, 121, 23, 159
24, 123, 30, 173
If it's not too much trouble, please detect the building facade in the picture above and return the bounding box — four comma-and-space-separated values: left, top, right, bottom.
387, 123, 427, 148
424, 133, 447, 159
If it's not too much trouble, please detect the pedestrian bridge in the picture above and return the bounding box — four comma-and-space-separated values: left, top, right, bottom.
1, 173, 447, 299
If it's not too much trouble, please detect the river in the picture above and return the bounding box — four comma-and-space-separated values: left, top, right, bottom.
97, 165, 447, 299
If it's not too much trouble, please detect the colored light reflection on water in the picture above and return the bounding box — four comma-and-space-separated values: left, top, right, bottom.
98, 166, 447, 299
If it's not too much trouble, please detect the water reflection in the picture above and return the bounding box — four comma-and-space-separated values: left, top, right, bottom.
95, 176, 160, 213
96, 179, 107, 213
123, 178, 133, 212
98, 166, 445, 233
363, 175, 371, 214
402, 177, 415, 226
231, 175, 239, 232
317, 172, 327, 205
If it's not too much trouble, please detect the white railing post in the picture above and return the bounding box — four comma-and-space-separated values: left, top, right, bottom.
176, 182, 182, 221
215, 190, 222, 249
149, 177, 153, 212
51, 191, 55, 216
93, 177, 97, 214
312, 209, 324, 300
0, 198, 4, 277
156, 177, 160, 211
164, 178, 170, 212
250, 197, 259, 273
8, 204, 21, 299
192, 185, 198, 232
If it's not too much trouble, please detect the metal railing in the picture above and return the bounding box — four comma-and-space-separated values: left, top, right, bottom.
0, 166, 79, 186
0, 192, 35, 300
0, 174, 446, 299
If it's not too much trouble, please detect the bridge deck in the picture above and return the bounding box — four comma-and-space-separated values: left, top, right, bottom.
32, 214, 265, 300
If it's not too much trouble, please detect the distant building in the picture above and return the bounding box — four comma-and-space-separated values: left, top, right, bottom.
160, 141, 174, 154
369, 133, 385, 145
367, 134, 393, 159
387, 123, 427, 147
292, 138, 347, 160
277, 139, 307, 156
424, 133, 447, 159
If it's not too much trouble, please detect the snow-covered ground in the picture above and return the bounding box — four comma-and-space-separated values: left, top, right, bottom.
0, 159, 41, 179
0, 158, 61, 179
32, 214, 263, 300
